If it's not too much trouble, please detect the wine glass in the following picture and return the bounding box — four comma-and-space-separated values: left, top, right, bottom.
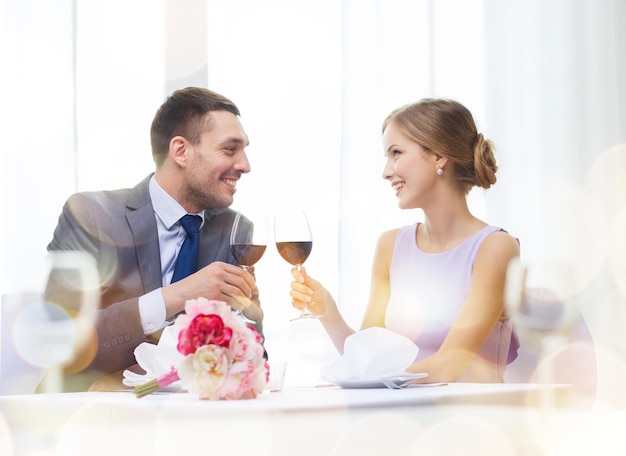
505, 257, 581, 396
230, 211, 268, 323
274, 209, 319, 320
12, 251, 99, 393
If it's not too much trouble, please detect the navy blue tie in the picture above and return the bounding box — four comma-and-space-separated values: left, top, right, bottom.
171, 214, 201, 283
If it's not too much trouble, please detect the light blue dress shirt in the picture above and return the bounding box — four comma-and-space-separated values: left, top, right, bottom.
138, 176, 204, 334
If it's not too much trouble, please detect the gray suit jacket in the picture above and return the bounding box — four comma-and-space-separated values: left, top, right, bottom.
48, 174, 260, 374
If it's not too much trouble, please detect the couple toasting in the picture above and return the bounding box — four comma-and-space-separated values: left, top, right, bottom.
48, 86, 519, 390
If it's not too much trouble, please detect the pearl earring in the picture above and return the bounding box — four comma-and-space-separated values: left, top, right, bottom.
436, 167, 444, 176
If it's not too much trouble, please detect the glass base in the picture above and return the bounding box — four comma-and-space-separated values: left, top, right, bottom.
233, 309, 256, 324
289, 312, 323, 322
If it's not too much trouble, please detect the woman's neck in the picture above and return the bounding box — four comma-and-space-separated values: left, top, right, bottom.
418, 199, 485, 253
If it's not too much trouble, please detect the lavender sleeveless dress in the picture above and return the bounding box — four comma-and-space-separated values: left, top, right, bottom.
384, 223, 519, 382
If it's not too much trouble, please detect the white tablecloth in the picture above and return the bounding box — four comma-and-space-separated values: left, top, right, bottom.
2, 383, 624, 456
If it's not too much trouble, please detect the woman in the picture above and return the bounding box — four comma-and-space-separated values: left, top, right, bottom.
290, 99, 520, 383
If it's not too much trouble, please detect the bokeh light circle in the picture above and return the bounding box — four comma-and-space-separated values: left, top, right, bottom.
12, 301, 76, 368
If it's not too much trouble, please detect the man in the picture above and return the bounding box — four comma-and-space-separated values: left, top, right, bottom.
48, 87, 263, 381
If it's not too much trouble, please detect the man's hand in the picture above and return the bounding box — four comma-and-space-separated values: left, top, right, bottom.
163, 261, 260, 318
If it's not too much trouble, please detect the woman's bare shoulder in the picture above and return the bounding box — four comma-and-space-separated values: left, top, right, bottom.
375, 227, 402, 252
479, 229, 520, 262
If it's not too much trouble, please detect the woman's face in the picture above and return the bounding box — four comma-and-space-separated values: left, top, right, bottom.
382, 122, 438, 209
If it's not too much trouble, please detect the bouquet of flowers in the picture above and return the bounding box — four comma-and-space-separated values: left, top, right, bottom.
134, 298, 268, 400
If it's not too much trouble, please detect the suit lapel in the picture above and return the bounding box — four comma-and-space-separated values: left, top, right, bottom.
126, 175, 162, 291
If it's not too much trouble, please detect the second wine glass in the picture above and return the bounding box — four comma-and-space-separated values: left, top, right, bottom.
230, 211, 268, 323
505, 256, 582, 399
274, 209, 320, 320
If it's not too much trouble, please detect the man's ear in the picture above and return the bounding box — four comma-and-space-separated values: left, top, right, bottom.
169, 136, 187, 167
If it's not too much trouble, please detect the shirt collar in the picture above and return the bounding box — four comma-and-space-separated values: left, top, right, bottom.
149, 175, 205, 230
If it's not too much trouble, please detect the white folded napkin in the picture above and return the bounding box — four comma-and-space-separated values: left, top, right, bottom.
321, 327, 419, 380
122, 325, 184, 387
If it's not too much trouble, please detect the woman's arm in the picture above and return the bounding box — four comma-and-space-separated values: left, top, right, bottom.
405, 231, 520, 382
360, 229, 398, 329
290, 229, 399, 353
290, 267, 354, 352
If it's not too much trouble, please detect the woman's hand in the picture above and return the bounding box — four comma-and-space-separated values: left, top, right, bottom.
289, 266, 334, 317
290, 266, 355, 353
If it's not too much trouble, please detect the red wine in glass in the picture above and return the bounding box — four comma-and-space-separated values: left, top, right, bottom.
231, 244, 267, 268
230, 211, 268, 322
276, 241, 312, 267
274, 210, 320, 320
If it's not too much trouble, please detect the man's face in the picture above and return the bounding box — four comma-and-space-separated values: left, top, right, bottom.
181, 110, 250, 212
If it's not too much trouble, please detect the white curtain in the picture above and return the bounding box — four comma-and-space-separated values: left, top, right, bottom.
3, 0, 76, 291
2, 0, 164, 292
2, 0, 625, 385
483, 0, 626, 386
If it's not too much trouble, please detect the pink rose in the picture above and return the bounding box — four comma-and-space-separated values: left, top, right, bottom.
241, 362, 269, 398
228, 326, 263, 362
177, 314, 233, 356
184, 297, 217, 318
217, 360, 260, 400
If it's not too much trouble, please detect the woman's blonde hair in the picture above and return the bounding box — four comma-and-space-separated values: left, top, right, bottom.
383, 98, 497, 194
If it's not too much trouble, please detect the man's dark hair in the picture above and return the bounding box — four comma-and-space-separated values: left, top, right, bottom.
150, 87, 240, 167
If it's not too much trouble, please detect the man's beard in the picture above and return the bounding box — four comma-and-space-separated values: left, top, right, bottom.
182, 182, 231, 211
